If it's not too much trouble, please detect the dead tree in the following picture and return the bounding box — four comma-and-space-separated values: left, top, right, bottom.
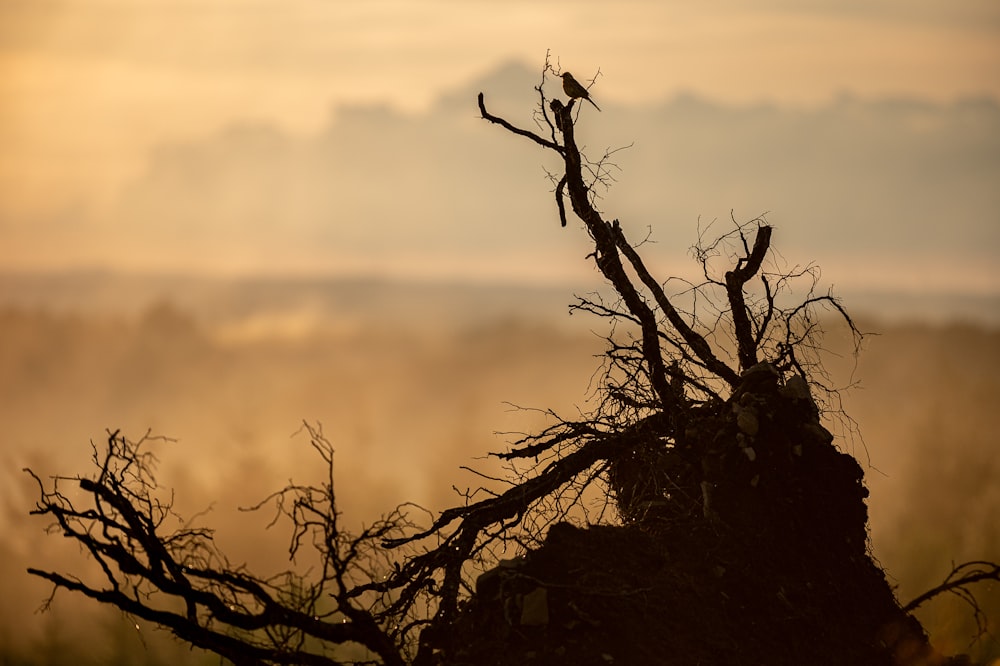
25, 60, 998, 665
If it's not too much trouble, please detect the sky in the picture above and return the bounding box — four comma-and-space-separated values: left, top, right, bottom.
1, 0, 998, 293
1, 4, 999, 650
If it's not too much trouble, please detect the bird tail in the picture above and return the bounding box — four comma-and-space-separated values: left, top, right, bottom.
587, 97, 601, 112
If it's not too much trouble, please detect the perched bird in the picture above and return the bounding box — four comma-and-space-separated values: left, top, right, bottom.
560, 72, 601, 111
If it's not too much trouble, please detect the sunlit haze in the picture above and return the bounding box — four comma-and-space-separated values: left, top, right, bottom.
2, 2, 999, 661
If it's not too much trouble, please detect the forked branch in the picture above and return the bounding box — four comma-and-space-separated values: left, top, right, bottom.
902, 560, 1000, 639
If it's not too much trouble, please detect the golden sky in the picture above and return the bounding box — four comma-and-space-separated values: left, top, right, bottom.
1, 0, 998, 284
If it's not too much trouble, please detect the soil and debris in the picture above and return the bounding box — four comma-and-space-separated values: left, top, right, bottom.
425, 364, 971, 665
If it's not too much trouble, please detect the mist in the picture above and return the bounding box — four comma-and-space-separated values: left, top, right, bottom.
1, 269, 998, 660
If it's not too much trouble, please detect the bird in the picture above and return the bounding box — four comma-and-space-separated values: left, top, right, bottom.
560, 72, 601, 111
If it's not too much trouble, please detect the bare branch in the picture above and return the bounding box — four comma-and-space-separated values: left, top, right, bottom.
478, 93, 563, 155
903, 561, 1000, 632
725, 223, 773, 370
26, 428, 409, 665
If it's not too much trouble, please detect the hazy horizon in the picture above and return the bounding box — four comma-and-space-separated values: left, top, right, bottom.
1, 268, 998, 329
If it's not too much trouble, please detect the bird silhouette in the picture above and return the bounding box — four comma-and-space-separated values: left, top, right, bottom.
560, 72, 601, 111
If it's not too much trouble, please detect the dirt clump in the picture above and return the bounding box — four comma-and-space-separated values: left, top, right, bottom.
430, 365, 966, 666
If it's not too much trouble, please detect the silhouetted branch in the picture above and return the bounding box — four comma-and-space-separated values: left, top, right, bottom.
26, 429, 409, 665
610, 221, 741, 387
555, 174, 568, 227
903, 560, 1000, 638
477, 93, 563, 154
726, 224, 773, 370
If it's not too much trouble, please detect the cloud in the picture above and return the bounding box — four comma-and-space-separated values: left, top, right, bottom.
3, 1, 998, 236
100, 62, 1000, 291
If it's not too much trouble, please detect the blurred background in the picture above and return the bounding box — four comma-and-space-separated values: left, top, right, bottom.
1, 0, 998, 662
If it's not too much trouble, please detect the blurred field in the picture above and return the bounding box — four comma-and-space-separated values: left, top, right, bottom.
1, 272, 997, 662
